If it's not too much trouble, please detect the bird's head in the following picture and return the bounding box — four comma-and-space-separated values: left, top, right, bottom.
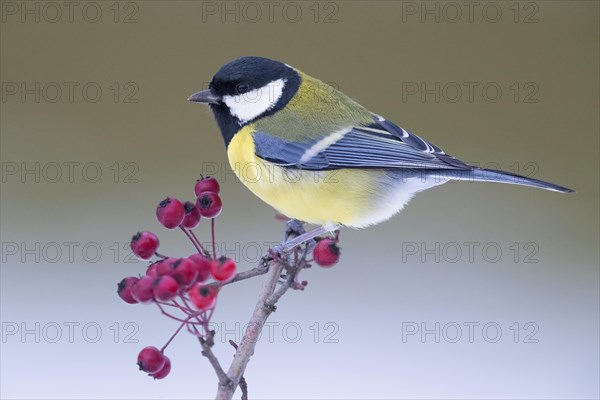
188, 56, 301, 145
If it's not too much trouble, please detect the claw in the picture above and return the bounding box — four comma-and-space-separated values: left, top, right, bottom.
284, 219, 306, 241
271, 244, 283, 255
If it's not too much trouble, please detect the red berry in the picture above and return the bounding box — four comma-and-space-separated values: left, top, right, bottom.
154, 257, 197, 288
150, 356, 171, 380
137, 346, 166, 374
181, 201, 201, 228
155, 258, 178, 277
156, 197, 185, 229
117, 277, 139, 304
189, 284, 217, 310
173, 258, 198, 287
194, 176, 220, 196
146, 263, 159, 278
131, 276, 155, 303
210, 256, 236, 282
313, 239, 340, 267
188, 254, 212, 283
130, 231, 159, 260
196, 192, 222, 218
153, 275, 179, 301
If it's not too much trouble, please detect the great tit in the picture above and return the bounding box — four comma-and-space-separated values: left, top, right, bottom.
189, 56, 572, 242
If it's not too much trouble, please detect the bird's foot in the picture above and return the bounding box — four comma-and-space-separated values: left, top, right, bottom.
284, 219, 306, 241
272, 222, 341, 255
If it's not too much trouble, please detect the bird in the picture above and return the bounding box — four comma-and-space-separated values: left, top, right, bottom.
188, 56, 573, 249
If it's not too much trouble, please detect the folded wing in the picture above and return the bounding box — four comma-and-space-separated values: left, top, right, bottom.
253, 115, 472, 171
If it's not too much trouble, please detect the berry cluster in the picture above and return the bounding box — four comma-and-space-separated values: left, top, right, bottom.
117, 177, 236, 380
117, 176, 342, 381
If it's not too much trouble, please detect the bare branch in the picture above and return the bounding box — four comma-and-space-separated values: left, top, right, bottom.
200, 331, 232, 389
266, 272, 293, 308
217, 266, 268, 288
238, 375, 248, 400
215, 260, 284, 399
228, 341, 248, 400
211, 220, 315, 399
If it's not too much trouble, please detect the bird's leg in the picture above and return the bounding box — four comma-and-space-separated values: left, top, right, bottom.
261, 219, 307, 271
274, 222, 341, 254
284, 219, 306, 241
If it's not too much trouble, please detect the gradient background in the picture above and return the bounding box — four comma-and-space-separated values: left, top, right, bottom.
1, 1, 598, 399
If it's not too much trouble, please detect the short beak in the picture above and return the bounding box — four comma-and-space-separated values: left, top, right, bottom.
188, 89, 220, 104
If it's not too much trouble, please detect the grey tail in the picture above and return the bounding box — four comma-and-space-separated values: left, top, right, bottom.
441, 168, 575, 193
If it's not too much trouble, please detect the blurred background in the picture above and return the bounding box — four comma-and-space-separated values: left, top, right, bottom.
1, 1, 598, 399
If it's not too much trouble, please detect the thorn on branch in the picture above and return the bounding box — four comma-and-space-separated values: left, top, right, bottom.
259, 254, 273, 270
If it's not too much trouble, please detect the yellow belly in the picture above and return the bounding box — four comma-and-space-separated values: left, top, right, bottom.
227, 126, 384, 226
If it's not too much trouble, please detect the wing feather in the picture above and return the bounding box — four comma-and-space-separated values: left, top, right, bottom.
253, 115, 471, 171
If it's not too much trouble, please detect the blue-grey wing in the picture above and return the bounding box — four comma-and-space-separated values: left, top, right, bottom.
252, 115, 471, 171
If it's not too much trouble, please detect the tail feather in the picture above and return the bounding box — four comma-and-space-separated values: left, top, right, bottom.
442, 168, 574, 193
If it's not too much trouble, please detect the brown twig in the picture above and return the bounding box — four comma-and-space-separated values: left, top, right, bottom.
200, 331, 232, 388
210, 220, 311, 399
215, 259, 284, 399
215, 266, 269, 288
228, 341, 248, 400
266, 270, 294, 308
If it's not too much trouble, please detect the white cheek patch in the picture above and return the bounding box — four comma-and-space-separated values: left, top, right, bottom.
223, 79, 286, 124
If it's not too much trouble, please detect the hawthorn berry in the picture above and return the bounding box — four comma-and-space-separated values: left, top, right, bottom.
157, 258, 198, 287
150, 356, 171, 380
153, 275, 179, 301
181, 201, 201, 228
210, 256, 236, 282
117, 277, 139, 304
156, 197, 185, 229
137, 346, 166, 374
188, 254, 212, 283
196, 192, 222, 218
173, 258, 198, 287
194, 176, 220, 196
155, 258, 178, 277
313, 239, 340, 267
130, 231, 160, 260
131, 276, 155, 303
146, 263, 159, 278
189, 283, 217, 310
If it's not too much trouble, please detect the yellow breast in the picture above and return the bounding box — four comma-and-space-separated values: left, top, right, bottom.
226, 126, 384, 227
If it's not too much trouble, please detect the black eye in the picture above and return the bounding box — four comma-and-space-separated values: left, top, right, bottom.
236, 83, 249, 94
